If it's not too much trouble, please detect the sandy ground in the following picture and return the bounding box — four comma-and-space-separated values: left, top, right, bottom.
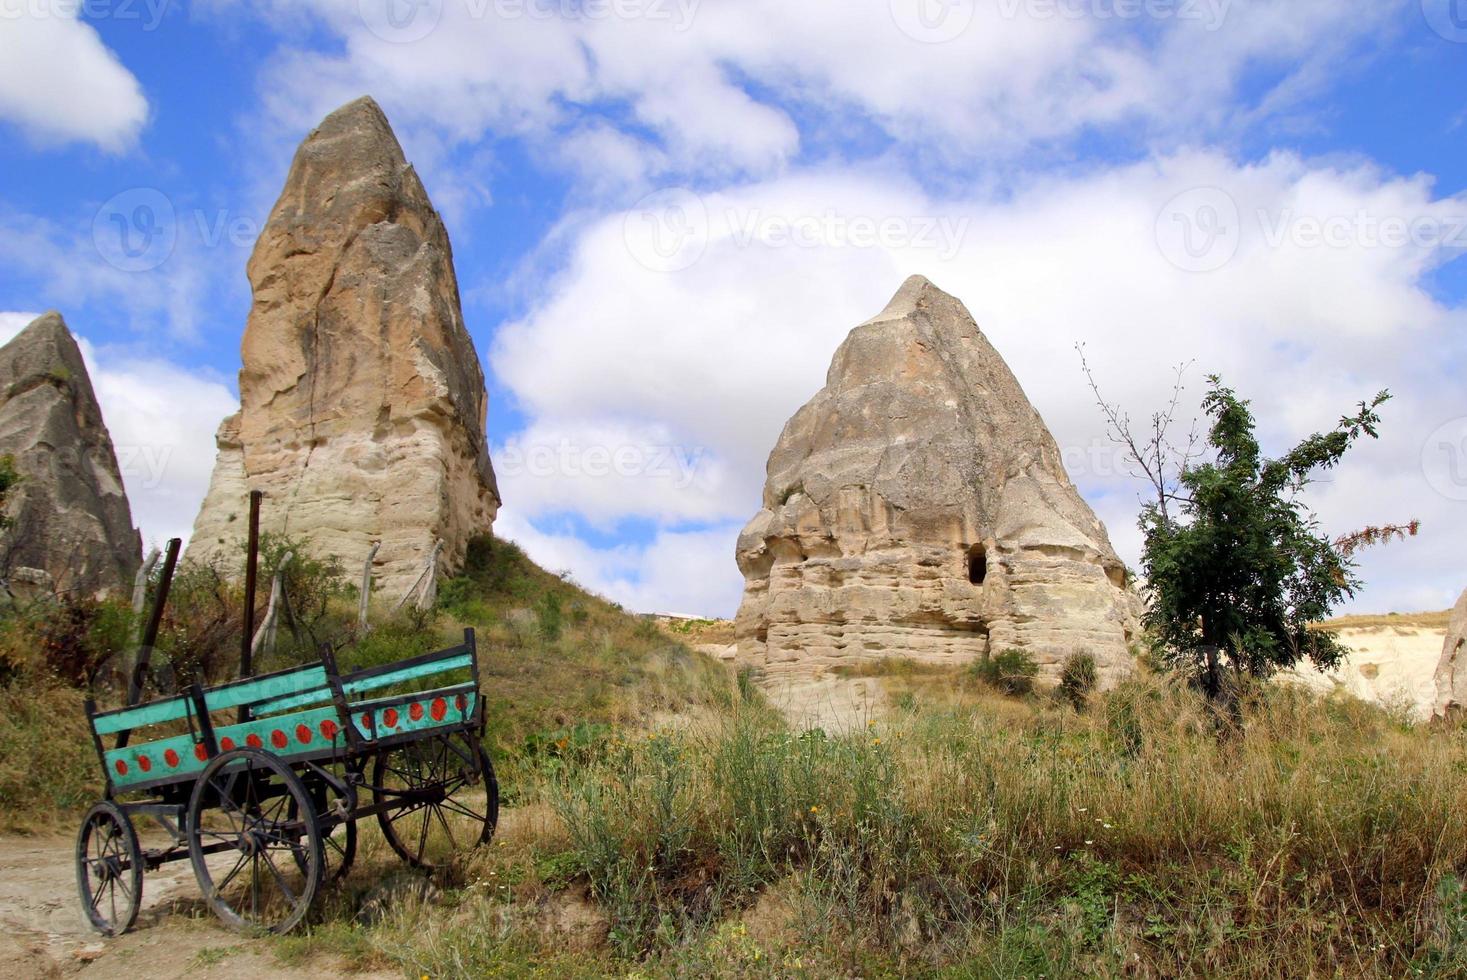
1286, 625, 1447, 718
0, 826, 394, 979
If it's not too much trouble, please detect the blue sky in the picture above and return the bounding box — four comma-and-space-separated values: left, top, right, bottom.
2, 0, 1465, 616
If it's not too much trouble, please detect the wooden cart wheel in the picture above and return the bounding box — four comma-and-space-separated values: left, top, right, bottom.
76, 801, 143, 936
372, 732, 498, 869
287, 772, 356, 882
186, 748, 324, 934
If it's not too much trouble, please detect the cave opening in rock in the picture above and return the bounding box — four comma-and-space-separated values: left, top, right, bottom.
967, 543, 987, 585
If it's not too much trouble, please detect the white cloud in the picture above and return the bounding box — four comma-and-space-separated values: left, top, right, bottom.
211, 0, 1407, 183
494, 510, 744, 618
0, 310, 236, 554
489, 149, 1467, 616
0, 6, 149, 150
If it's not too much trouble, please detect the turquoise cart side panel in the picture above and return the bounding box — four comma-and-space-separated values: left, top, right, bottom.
92, 695, 193, 736
349, 690, 477, 742
341, 653, 472, 697
202, 665, 328, 713
104, 705, 346, 790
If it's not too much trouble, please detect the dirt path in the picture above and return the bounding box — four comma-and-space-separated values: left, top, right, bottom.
0, 829, 392, 979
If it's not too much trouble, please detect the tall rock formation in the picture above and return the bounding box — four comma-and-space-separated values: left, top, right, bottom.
734, 276, 1136, 682
1432, 589, 1467, 718
187, 96, 499, 594
0, 313, 141, 595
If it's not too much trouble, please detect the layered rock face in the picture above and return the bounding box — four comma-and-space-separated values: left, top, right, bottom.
188, 97, 499, 595
734, 276, 1136, 682
0, 313, 141, 595
1432, 590, 1467, 718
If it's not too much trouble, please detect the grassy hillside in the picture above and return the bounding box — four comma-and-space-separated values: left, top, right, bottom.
4, 545, 1467, 976
0, 537, 734, 827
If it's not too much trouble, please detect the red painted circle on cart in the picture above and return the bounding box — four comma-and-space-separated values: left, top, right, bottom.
221, 737, 236, 751
246, 733, 263, 748
138, 755, 151, 773
271, 729, 288, 749
320, 719, 338, 740
296, 724, 312, 744
114, 759, 128, 776
409, 702, 424, 722
431, 697, 447, 722
454, 693, 466, 713
194, 743, 209, 762
164, 749, 180, 768
383, 708, 399, 728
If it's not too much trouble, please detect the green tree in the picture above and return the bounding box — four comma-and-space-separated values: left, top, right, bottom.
0, 454, 18, 531
1140, 377, 1389, 697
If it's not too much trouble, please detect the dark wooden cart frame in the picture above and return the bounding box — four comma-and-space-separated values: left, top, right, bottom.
75, 628, 499, 936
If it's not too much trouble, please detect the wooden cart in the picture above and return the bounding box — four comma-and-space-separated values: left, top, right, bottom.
76, 629, 498, 935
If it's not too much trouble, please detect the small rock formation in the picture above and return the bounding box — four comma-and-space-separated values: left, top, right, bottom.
0, 313, 141, 595
734, 276, 1136, 682
188, 96, 500, 595
1433, 590, 1467, 718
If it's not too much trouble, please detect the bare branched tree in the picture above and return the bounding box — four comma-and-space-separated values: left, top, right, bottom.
1076, 344, 1201, 521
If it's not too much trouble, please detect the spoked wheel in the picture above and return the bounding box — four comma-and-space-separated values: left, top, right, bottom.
372, 732, 498, 869
187, 748, 324, 934
287, 769, 357, 882
76, 801, 143, 936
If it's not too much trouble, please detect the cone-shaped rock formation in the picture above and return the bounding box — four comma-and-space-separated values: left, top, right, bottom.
188, 96, 500, 594
0, 313, 141, 595
734, 276, 1136, 682
1433, 589, 1467, 718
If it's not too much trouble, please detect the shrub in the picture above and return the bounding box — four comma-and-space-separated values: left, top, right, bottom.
973, 648, 1039, 696
1059, 652, 1098, 710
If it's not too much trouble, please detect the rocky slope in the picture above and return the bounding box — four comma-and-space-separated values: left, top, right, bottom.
1433, 590, 1467, 718
734, 276, 1136, 682
188, 96, 500, 595
0, 313, 141, 596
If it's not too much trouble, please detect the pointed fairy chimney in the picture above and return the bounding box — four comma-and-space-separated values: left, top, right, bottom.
0, 313, 142, 596
734, 276, 1137, 683
187, 96, 500, 594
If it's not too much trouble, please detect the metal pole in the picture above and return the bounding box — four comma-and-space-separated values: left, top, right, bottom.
117, 537, 180, 750
238, 489, 262, 722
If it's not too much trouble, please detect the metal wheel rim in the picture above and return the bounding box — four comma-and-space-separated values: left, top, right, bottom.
75, 802, 143, 936
372, 733, 498, 870
186, 748, 324, 934
287, 777, 357, 882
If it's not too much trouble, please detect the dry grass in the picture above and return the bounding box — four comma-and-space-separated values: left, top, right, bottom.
1315, 610, 1452, 631
264, 676, 1467, 978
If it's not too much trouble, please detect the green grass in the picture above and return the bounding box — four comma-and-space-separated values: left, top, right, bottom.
260, 678, 1467, 978
7, 538, 1467, 975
